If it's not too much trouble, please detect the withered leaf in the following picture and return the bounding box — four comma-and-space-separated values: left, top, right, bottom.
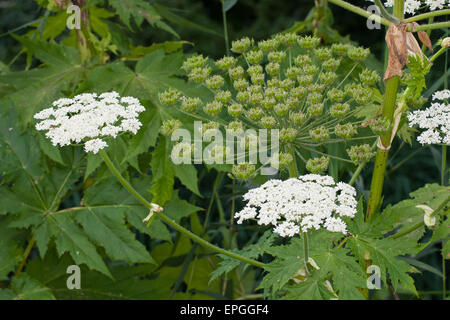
383, 23, 431, 81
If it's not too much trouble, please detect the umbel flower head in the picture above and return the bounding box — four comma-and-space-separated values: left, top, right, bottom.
407, 89, 450, 145
372, 0, 449, 14
159, 33, 380, 177
235, 174, 357, 236
34, 92, 145, 154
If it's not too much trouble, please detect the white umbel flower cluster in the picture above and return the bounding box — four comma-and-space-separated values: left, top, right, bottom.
407, 89, 450, 145
235, 174, 357, 237
34, 92, 145, 154
372, 0, 449, 14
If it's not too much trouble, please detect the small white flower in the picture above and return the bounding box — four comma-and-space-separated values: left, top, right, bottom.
34, 92, 145, 153
408, 91, 450, 146
371, 0, 449, 14
235, 174, 357, 237
84, 139, 108, 154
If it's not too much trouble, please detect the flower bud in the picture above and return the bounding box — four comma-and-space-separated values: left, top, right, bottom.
274, 88, 288, 101
181, 97, 202, 113
232, 163, 255, 180
206, 75, 225, 89
294, 54, 312, 67
231, 37, 253, 54
247, 65, 263, 76
347, 46, 370, 62
215, 56, 237, 70
236, 91, 250, 103
227, 120, 244, 134
200, 121, 220, 135
331, 43, 349, 56
203, 101, 222, 116
360, 69, 380, 86
280, 128, 297, 143
322, 58, 341, 71
229, 66, 245, 80
442, 37, 450, 48
282, 33, 299, 46
310, 126, 329, 143
292, 112, 306, 125
262, 97, 276, 110
274, 103, 289, 116
234, 79, 249, 91
314, 47, 332, 61
298, 75, 314, 86
251, 73, 265, 85
246, 50, 264, 64
278, 152, 294, 169
189, 67, 212, 83
249, 92, 264, 105
268, 51, 287, 63
335, 123, 357, 139
290, 87, 306, 100
280, 79, 295, 91
303, 64, 320, 76
258, 38, 280, 51
307, 103, 324, 117
327, 88, 346, 103
266, 62, 281, 76
160, 119, 182, 136
369, 117, 391, 135
347, 144, 375, 164
228, 103, 244, 117
248, 107, 264, 121
215, 90, 232, 104
306, 156, 329, 174
159, 88, 181, 105
182, 55, 208, 71
319, 72, 337, 85
260, 116, 276, 128
298, 36, 321, 49
307, 92, 323, 104
286, 66, 301, 79
330, 103, 350, 118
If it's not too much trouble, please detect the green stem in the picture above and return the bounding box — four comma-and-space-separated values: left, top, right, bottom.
366, 0, 404, 221
288, 146, 310, 274
14, 237, 35, 277
403, 9, 450, 23
99, 149, 264, 269
327, 0, 390, 27
442, 145, 447, 186
373, 0, 401, 24
221, 0, 230, 55
410, 21, 450, 32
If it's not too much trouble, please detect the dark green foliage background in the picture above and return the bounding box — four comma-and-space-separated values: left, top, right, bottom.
0, 0, 448, 299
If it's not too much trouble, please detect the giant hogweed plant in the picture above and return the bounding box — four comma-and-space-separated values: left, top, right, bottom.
0, 0, 449, 300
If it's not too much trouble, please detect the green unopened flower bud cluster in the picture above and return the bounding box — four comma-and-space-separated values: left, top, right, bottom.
158, 34, 380, 176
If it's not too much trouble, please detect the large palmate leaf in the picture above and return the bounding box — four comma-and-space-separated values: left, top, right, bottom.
108, 0, 178, 37
0, 273, 55, 300
25, 249, 171, 300
0, 106, 156, 277
0, 37, 84, 126
0, 219, 23, 281
150, 136, 201, 205
258, 231, 365, 299
347, 236, 418, 295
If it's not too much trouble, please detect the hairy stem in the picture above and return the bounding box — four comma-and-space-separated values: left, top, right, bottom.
327, 0, 390, 26
14, 237, 35, 277
99, 149, 264, 269
403, 9, 450, 23
221, 0, 230, 55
